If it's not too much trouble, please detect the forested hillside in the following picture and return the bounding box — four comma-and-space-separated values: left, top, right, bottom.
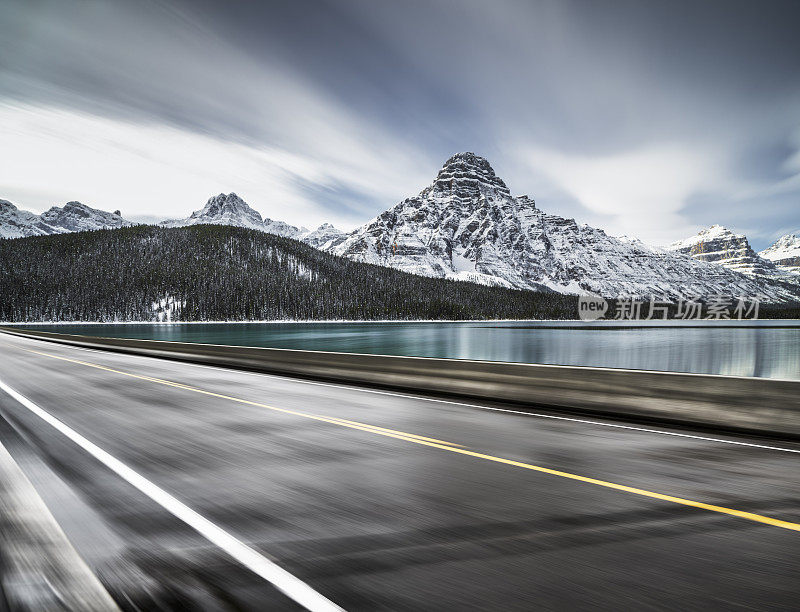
0, 225, 575, 321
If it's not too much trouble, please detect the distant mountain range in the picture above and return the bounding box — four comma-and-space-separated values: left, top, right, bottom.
160, 192, 348, 250
1, 153, 798, 301
0, 199, 132, 238
757, 234, 800, 275
325, 153, 799, 301
667, 224, 799, 281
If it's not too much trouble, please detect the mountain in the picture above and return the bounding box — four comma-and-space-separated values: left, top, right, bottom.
760, 234, 800, 275
666, 225, 779, 276
161, 192, 271, 232
302, 223, 347, 250
160, 192, 349, 246
3, 169, 796, 303
1, 199, 57, 238
0, 225, 574, 322
264, 218, 308, 239
0, 199, 132, 239
39, 201, 133, 233
328, 153, 799, 301
3, 191, 347, 250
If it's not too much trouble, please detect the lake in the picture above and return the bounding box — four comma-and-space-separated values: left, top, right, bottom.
19, 320, 800, 380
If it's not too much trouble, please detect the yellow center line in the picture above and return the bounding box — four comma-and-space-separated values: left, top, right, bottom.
15, 347, 461, 447
13, 345, 800, 533
320, 415, 463, 447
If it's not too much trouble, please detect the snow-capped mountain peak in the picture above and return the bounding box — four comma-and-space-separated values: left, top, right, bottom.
327, 153, 800, 301
759, 233, 800, 274
163, 192, 265, 230
668, 224, 738, 249
301, 223, 346, 250
0, 199, 132, 238
40, 201, 132, 233
0, 199, 55, 238
261, 217, 306, 238
667, 224, 783, 277
424, 152, 511, 202
162, 192, 322, 241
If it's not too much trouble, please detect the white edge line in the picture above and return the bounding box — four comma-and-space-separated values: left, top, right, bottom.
6, 334, 800, 455
0, 378, 344, 612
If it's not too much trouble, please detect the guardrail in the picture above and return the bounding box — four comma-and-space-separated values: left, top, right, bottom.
2, 327, 798, 438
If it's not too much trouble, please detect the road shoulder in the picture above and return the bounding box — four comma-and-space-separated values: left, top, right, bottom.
0, 437, 119, 611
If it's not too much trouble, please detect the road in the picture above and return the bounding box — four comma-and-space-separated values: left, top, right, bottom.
0, 331, 798, 610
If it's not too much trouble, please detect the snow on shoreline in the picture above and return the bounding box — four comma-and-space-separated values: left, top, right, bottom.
1, 318, 566, 325
3, 319, 797, 326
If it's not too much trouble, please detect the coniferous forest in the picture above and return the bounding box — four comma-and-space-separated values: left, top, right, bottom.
0, 225, 577, 321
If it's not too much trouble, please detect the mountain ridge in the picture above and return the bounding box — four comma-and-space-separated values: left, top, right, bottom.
668, 225, 800, 282
759, 234, 800, 275
160, 192, 346, 247
326, 153, 799, 301
0, 199, 132, 238
1, 155, 797, 302
667, 225, 781, 276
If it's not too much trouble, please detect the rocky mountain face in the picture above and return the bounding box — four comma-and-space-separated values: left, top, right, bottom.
0, 199, 132, 239
263, 218, 307, 239
160, 192, 344, 248
3, 165, 797, 303
1, 199, 55, 238
161, 193, 273, 232
668, 225, 800, 288
328, 153, 799, 301
666, 225, 779, 276
760, 234, 800, 275
2, 191, 345, 249
40, 201, 133, 233
301, 223, 347, 250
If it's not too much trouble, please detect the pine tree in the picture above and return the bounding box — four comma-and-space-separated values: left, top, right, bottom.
0, 224, 579, 321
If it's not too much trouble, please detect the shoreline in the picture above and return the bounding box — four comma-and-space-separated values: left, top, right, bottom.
3, 319, 799, 328
2, 319, 553, 325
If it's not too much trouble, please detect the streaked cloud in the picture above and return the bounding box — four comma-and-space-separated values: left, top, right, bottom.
1, 0, 798, 247
0, 102, 430, 230
520, 144, 725, 245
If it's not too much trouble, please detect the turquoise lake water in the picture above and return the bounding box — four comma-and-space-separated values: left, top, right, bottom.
20, 320, 800, 380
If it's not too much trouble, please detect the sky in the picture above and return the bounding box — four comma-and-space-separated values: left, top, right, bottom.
1, 0, 799, 248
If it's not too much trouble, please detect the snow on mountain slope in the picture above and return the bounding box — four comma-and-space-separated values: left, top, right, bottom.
328, 152, 799, 301
666, 225, 779, 276
264, 218, 309, 239
39, 201, 133, 233
301, 223, 347, 250
3, 173, 795, 302
161, 192, 266, 231
162, 192, 323, 240
0, 199, 58, 238
0, 199, 131, 238
760, 234, 800, 275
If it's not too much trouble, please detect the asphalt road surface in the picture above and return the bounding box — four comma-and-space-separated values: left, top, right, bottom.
0, 331, 798, 611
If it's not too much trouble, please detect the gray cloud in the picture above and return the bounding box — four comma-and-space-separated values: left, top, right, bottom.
1, 0, 798, 246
